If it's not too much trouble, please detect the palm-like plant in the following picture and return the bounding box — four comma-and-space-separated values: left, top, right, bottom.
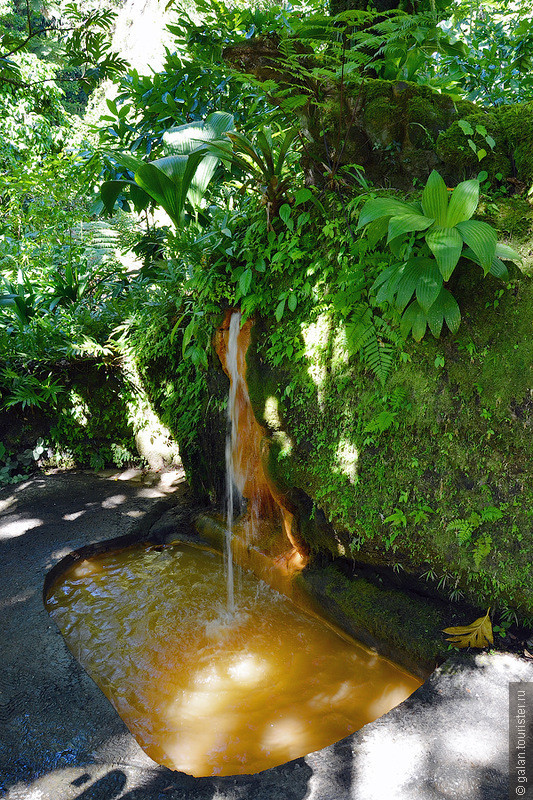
101, 114, 300, 231
357, 170, 521, 340
196, 126, 300, 227
101, 111, 236, 227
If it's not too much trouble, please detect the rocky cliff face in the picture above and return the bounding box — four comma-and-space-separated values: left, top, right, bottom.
243, 263, 533, 621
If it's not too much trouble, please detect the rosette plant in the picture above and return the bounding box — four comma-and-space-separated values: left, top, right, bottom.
357, 170, 520, 341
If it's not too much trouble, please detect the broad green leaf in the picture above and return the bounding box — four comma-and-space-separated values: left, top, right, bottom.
446, 179, 479, 226
441, 288, 461, 333
275, 298, 286, 322
226, 130, 267, 172
426, 299, 444, 338
371, 263, 400, 292
105, 150, 145, 174
421, 170, 448, 226
147, 155, 187, 182
288, 293, 297, 311
400, 300, 427, 341
495, 242, 521, 262
373, 264, 403, 305
279, 204, 291, 224
477, 148, 487, 161
275, 126, 299, 174
458, 119, 474, 136
387, 212, 434, 243
294, 187, 313, 206
256, 129, 275, 175
395, 258, 433, 313
182, 319, 195, 357
443, 608, 493, 648
456, 220, 497, 274
425, 227, 463, 280
365, 216, 389, 248
239, 268, 252, 296
100, 179, 137, 214
134, 163, 183, 227
416, 262, 443, 313
357, 197, 419, 230
163, 112, 234, 155
489, 258, 509, 281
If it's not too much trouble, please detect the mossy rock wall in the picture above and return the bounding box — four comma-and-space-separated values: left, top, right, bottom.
0, 357, 138, 473
134, 314, 228, 503
223, 33, 533, 188
244, 267, 533, 621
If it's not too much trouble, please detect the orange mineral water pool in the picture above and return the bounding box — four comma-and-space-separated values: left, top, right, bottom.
46, 541, 421, 776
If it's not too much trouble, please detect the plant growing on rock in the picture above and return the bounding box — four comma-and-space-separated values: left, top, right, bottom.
357, 170, 521, 341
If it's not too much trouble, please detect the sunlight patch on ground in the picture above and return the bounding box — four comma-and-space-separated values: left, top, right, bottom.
101, 494, 127, 509
0, 517, 42, 539
62, 510, 85, 522
0, 494, 16, 513
356, 729, 425, 797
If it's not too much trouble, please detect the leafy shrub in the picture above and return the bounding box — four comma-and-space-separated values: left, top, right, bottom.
357, 170, 520, 340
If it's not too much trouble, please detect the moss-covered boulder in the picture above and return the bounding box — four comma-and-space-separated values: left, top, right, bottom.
224, 34, 533, 189
244, 264, 533, 622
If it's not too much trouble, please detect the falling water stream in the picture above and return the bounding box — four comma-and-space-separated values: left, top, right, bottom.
224, 312, 242, 614
45, 309, 422, 777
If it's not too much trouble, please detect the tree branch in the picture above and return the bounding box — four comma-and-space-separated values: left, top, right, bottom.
1, 24, 78, 59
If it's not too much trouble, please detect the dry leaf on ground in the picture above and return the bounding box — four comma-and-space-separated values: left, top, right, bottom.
443, 608, 493, 648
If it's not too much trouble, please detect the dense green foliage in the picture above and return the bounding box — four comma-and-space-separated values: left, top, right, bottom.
3, 0, 533, 631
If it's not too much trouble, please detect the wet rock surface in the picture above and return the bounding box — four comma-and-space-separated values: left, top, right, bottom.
1, 472, 532, 799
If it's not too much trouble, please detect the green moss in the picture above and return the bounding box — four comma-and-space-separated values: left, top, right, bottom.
299, 563, 449, 676
436, 115, 511, 182
498, 102, 533, 185
245, 261, 533, 620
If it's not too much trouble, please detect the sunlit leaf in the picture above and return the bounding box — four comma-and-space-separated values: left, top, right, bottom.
495, 242, 521, 262
134, 162, 183, 227
421, 170, 448, 226
239, 268, 252, 296
443, 608, 493, 649
425, 227, 463, 281
456, 219, 497, 274
446, 179, 480, 227
357, 197, 420, 230
387, 212, 434, 243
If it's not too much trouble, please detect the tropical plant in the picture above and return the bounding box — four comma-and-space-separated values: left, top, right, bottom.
357, 170, 521, 341
195, 125, 301, 226
100, 111, 236, 227
0, 272, 46, 328
433, 0, 533, 105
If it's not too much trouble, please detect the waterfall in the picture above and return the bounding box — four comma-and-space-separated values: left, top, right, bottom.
217, 308, 309, 602
224, 311, 242, 614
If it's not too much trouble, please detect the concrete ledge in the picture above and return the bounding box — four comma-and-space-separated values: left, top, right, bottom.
2, 473, 532, 799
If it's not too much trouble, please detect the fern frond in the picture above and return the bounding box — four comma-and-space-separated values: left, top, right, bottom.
344, 306, 397, 386
361, 327, 395, 387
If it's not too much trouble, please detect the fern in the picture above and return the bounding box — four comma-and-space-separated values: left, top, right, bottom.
344, 305, 396, 386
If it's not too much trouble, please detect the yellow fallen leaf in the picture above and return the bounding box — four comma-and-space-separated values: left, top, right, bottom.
443, 608, 493, 649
